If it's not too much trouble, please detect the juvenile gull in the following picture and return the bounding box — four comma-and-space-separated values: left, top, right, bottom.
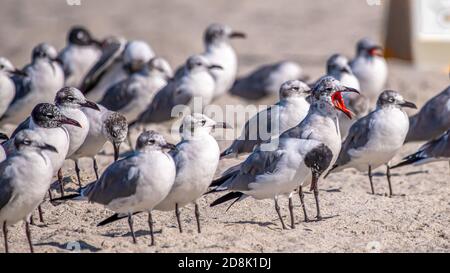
221, 80, 310, 158
326, 90, 417, 196
81, 39, 154, 101
54, 131, 176, 245
58, 26, 102, 88
230, 61, 307, 100
130, 55, 221, 125
405, 85, 450, 143
209, 76, 358, 228
0, 57, 26, 119
350, 38, 388, 104
99, 57, 173, 121
0, 43, 64, 126
0, 130, 57, 253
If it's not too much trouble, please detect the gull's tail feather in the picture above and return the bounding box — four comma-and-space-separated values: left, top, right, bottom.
210, 192, 244, 208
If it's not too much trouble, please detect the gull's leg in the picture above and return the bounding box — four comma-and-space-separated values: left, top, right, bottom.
37, 204, 44, 223
386, 164, 393, 197
93, 157, 99, 180
128, 213, 137, 244
298, 186, 309, 222
288, 193, 295, 229
274, 196, 287, 230
30, 215, 35, 225
311, 174, 322, 221
25, 220, 34, 253
3, 222, 8, 253
47, 189, 53, 201
148, 211, 155, 246
175, 203, 183, 233
58, 168, 65, 197
74, 159, 82, 191
368, 165, 375, 195
194, 201, 201, 233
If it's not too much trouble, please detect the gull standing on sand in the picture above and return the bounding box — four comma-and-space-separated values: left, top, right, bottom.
326, 90, 417, 197
326, 54, 369, 138
209, 76, 358, 228
392, 129, 450, 170
350, 38, 388, 104
221, 80, 311, 158
54, 131, 176, 246
0, 43, 64, 126
230, 61, 307, 100
130, 55, 222, 125
0, 58, 26, 119
71, 104, 128, 186
81, 39, 154, 101
405, 85, 450, 143
58, 26, 103, 88
0, 130, 57, 253
99, 57, 173, 121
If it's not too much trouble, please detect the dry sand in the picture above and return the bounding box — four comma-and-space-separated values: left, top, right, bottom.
0, 0, 449, 253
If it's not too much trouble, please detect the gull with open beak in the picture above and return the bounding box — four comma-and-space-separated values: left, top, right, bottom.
209, 76, 359, 228
0, 57, 26, 120
350, 38, 388, 105
0, 43, 64, 126
326, 90, 417, 197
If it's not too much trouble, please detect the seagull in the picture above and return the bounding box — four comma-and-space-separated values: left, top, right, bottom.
350, 38, 388, 104
0, 129, 57, 253
209, 76, 358, 228
392, 129, 450, 170
175, 23, 245, 98
53, 130, 176, 245
81, 39, 155, 101
0, 133, 8, 162
130, 55, 222, 125
221, 80, 311, 158
405, 85, 450, 143
326, 90, 417, 197
0, 43, 64, 126
0, 57, 26, 119
71, 105, 128, 187
326, 54, 369, 139
58, 26, 103, 88
99, 57, 173, 121
230, 61, 308, 100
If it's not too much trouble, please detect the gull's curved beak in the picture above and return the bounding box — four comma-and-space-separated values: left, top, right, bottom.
81, 100, 100, 111
53, 57, 64, 65
213, 122, 233, 129
113, 142, 121, 161
208, 64, 223, 70
41, 143, 58, 153
332, 87, 359, 119
399, 100, 417, 109
163, 142, 177, 150
229, 31, 246, 39
60, 116, 82, 128
9, 68, 28, 77
0, 132, 9, 142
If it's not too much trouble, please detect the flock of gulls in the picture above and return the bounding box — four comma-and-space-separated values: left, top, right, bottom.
0, 23, 449, 253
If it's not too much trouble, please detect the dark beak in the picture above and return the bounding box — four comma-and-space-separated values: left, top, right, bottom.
0, 132, 9, 142
341, 66, 352, 74
113, 142, 121, 161
91, 38, 103, 47
81, 100, 100, 111
9, 68, 28, 77
399, 101, 417, 109
53, 58, 64, 65
208, 64, 223, 70
41, 143, 58, 153
60, 116, 82, 128
229, 31, 246, 39
213, 122, 233, 129
162, 142, 177, 150
341, 86, 360, 94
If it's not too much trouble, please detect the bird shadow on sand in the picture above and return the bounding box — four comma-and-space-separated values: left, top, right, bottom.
404, 170, 429, 176
224, 220, 277, 229
34, 240, 101, 252
101, 229, 162, 239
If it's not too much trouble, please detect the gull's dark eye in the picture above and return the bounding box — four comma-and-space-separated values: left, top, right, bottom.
388, 97, 395, 103
22, 139, 31, 146
326, 88, 333, 92
148, 139, 155, 144
196, 62, 202, 66
201, 120, 206, 126
292, 86, 299, 91
0, 64, 4, 70
45, 113, 54, 119
66, 96, 75, 101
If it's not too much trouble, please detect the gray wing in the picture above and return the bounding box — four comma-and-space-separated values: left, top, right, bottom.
0, 162, 15, 211
406, 86, 450, 142
11, 65, 32, 104
230, 63, 279, 100
10, 117, 31, 138
334, 114, 372, 167
99, 77, 139, 111
80, 41, 124, 93
415, 129, 450, 159
86, 156, 140, 205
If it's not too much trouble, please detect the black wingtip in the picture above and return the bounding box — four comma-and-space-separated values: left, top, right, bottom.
324, 164, 337, 179
390, 154, 422, 169
210, 192, 243, 207
97, 211, 141, 226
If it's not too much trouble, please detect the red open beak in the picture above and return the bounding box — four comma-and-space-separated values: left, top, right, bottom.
331, 87, 359, 119
369, 46, 383, 57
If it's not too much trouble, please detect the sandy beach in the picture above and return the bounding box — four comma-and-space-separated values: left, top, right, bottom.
0, 0, 449, 253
